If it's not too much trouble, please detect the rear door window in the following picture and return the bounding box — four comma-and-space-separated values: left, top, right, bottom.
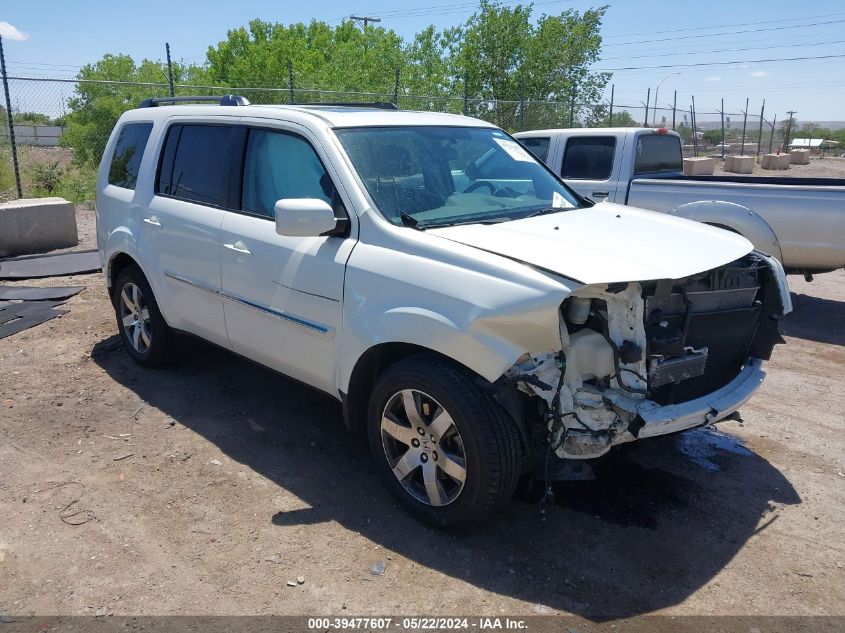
157, 124, 232, 206
519, 136, 551, 161
633, 134, 683, 175
561, 136, 616, 180
108, 122, 153, 189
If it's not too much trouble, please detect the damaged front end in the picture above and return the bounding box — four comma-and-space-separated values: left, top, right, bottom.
504, 251, 790, 462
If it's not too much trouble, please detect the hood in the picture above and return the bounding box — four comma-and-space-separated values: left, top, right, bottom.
427, 202, 754, 285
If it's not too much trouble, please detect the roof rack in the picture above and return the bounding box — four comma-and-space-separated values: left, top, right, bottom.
298, 101, 399, 110
137, 95, 251, 108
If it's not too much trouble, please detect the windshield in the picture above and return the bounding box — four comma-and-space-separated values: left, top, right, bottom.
334, 126, 583, 228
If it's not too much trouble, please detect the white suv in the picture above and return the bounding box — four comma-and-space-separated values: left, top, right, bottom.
96, 96, 791, 529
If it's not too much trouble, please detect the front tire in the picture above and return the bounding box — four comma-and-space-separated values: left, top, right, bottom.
367, 355, 521, 530
112, 265, 173, 367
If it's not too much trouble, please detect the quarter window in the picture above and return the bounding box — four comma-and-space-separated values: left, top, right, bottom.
561, 136, 616, 180
241, 129, 337, 218
633, 134, 683, 175
108, 123, 153, 189
520, 136, 551, 161
157, 124, 231, 205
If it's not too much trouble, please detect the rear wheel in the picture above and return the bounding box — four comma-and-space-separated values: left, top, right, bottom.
367, 355, 521, 529
112, 265, 173, 366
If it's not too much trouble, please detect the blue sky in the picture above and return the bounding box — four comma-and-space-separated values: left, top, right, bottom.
2, 0, 844, 122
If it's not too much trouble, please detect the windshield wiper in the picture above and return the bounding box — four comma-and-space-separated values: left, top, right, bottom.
524, 207, 565, 219
400, 212, 421, 229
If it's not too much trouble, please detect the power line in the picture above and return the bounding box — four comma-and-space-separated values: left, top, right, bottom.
599, 38, 845, 62
604, 17, 845, 47
601, 10, 845, 39
594, 53, 845, 72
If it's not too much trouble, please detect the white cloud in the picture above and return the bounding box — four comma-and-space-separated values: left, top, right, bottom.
705, 75, 722, 82
750, 70, 770, 78
0, 22, 29, 41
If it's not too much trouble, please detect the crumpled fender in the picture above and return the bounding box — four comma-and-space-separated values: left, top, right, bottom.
671, 200, 784, 263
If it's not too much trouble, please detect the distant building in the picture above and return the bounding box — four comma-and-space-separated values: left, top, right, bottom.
789, 138, 839, 151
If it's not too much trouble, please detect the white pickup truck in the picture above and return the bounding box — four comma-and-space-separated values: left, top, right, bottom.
514, 127, 845, 278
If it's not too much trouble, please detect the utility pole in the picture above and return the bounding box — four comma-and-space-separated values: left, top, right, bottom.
608, 84, 614, 127
756, 99, 765, 158
784, 110, 797, 151
165, 43, 175, 97
740, 97, 749, 156
672, 90, 677, 130
350, 15, 381, 30
643, 87, 650, 127
0, 35, 22, 198
720, 98, 725, 159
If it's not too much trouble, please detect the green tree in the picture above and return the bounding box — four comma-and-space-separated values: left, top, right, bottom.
702, 129, 723, 146
447, 1, 609, 130
61, 54, 199, 165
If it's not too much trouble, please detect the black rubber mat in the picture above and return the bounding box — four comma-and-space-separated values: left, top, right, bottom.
0, 285, 85, 301
0, 300, 68, 339
0, 249, 101, 280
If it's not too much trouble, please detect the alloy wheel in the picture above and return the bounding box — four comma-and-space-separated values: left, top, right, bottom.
380, 388, 467, 506
119, 282, 151, 354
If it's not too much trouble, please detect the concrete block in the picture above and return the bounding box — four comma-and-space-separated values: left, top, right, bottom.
761, 153, 790, 170
790, 149, 810, 165
683, 156, 716, 176
0, 197, 78, 257
726, 155, 755, 174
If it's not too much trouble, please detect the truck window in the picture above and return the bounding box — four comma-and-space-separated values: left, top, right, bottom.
633, 135, 683, 175
156, 124, 231, 206
561, 136, 616, 180
108, 123, 153, 190
519, 136, 551, 161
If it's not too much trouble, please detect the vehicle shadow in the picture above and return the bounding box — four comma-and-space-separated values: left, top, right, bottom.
781, 292, 845, 346
92, 334, 800, 621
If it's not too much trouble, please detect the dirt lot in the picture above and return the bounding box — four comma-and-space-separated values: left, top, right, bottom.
713, 155, 845, 178
0, 207, 843, 622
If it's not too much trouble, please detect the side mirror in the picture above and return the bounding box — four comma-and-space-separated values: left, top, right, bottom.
274, 198, 338, 237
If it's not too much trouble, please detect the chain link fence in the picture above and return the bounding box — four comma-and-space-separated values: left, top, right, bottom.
0, 75, 790, 203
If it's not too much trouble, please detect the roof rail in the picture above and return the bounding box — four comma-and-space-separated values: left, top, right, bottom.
298, 101, 399, 110
137, 95, 251, 108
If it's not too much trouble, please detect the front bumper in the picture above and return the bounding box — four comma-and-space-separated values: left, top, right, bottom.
623, 357, 765, 441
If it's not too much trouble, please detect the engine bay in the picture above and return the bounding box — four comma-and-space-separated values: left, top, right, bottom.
504, 252, 787, 462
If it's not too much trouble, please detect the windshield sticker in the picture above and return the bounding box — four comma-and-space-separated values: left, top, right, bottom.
493, 138, 534, 162
552, 191, 574, 209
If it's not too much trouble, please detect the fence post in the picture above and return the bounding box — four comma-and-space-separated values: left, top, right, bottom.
740, 97, 748, 156
518, 76, 525, 131
0, 35, 22, 199
769, 114, 777, 154
672, 90, 677, 130
165, 43, 175, 97
608, 84, 614, 127
720, 97, 725, 159
288, 61, 294, 104
691, 95, 698, 157
462, 69, 468, 116
643, 87, 650, 127
756, 99, 765, 158
392, 67, 400, 106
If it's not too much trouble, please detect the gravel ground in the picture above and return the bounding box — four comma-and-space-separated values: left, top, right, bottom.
713, 155, 845, 178
0, 207, 843, 622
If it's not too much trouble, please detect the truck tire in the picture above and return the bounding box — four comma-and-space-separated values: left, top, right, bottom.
367, 354, 521, 530
112, 264, 173, 367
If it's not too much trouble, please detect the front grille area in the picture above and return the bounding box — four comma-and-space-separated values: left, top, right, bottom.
642, 253, 782, 405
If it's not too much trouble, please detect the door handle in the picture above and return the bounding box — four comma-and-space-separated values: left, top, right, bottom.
143, 216, 162, 227
592, 191, 610, 198
223, 241, 252, 256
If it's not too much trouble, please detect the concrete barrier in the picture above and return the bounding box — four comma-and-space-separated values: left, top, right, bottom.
789, 149, 811, 165
0, 197, 78, 257
725, 155, 755, 174
683, 157, 716, 176
761, 153, 790, 170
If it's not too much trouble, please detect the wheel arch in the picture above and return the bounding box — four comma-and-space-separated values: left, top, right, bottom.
672, 200, 784, 262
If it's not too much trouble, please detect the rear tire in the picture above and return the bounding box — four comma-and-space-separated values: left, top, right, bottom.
366, 354, 521, 530
112, 265, 173, 367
